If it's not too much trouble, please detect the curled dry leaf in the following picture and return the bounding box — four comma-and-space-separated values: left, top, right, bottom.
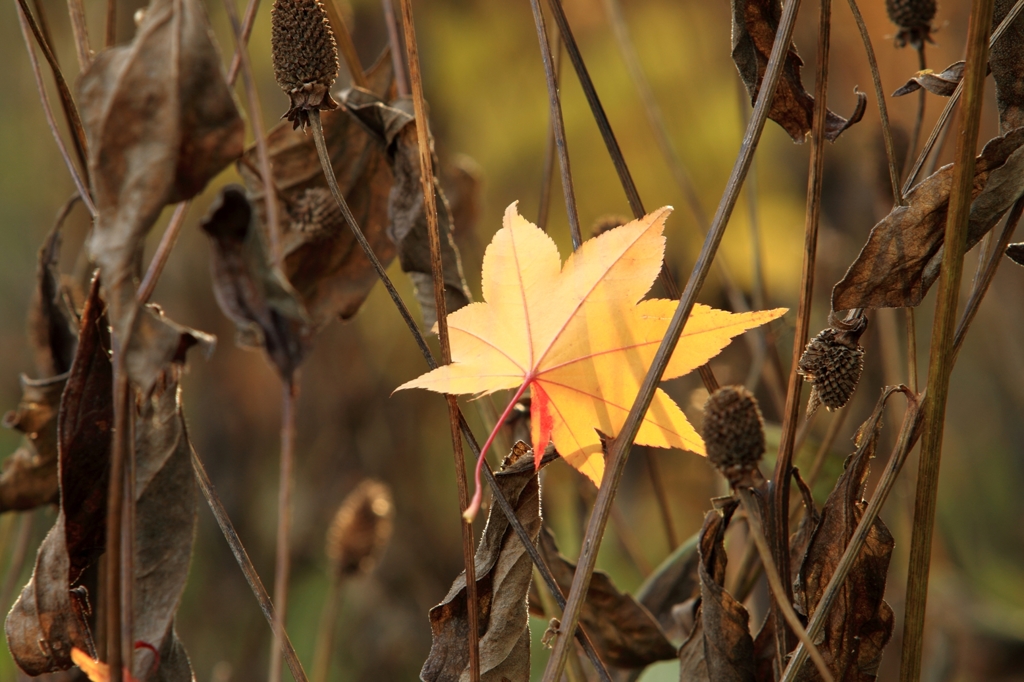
420, 442, 545, 682
340, 87, 472, 328
79, 0, 243, 326
833, 127, 1024, 311
7, 279, 110, 675
0, 374, 66, 512
892, 61, 965, 98
200, 185, 310, 379
535, 526, 676, 670
792, 401, 895, 682
992, 0, 1024, 132
124, 305, 215, 394
731, 0, 866, 142
677, 500, 757, 682
30, 219, 78, 378
238, 52, 397, 329
1005, 242, 1024, 265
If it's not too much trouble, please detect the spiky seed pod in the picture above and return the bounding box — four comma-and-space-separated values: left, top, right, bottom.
325, 479, 394, 580
885, 0, 936, 49
288, 187, 343, 235
590, 215, 630, 238
798, 316, 867, 415
702, 386, 766, 488
270, 0, 340, 130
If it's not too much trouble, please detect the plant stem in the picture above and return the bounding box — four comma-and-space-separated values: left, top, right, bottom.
268, 375, 298, 682
190, 445, 309, 682
643, 450, 678, 550
226, 0, 262, 85
536, 32, 561, 232
105, 375, 129, 682
396, 3, 481, 678
381, 0, 409, 96
137, 202, 190, 304
899, 3, 995, 680
735, 487, 834, 682
904, 45, 928, 182
770, 0, 832, 659
539, 0, 804, 677
105, 0, 115, 47
324, 0, 367, 88
529, 0, 580, 248
0, 512, 34, 616
66, 0, 92, 71
311, 576, 342, 682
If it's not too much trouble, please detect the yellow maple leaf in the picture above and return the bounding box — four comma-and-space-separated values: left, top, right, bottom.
398, 203, 785, 518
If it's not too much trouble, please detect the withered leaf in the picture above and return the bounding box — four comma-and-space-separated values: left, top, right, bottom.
238, 52, 397, 329
420, 442, 544, 682
677, 500, 756, 682
833, 127, 1024, 310
124, 304, 215, 394
201, 185, 310, 379
79, 0, 243, 325
7, 279, 110, 674
992, 0, 1024, 132
341, 88, 472, 328
731, 0, 866, 142
30, 217, 78, 378
892, 61, 965, 98
792, 406, 894, 681
536, 526, 676, 669
634, 533, 700, 642
0, 374, 66, 512
1005, 242, 1024, 265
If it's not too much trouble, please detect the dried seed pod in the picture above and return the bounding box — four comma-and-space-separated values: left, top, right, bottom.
885, 0, 936, 49
701, 386, 765, 488
287, 187, 343, 235
325, 479, 394, 579
590, 215, 630, 238
270, 0, 340, 130
798, 315, 867, 415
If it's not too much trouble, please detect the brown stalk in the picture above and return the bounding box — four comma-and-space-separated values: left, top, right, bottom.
105, 0, 116, 47
538, 0, 805, 677
190, 444, 310, 682
0, 512, 34, 616
226, 0, 263, 86
310, 575, 343, 682
781, 387, 919, 682
381, 0, 409, 96
66, 0, 92, 71
396, 1, 481, 679
644, 450, 678, 550
268, 376, 298, 682
529, 0, 581, 248
323, 0, 367, 88
536, 31, 561, 232
137, 202, 190, 303
845, 0, 904, 205
899, 2, 996, 680
15, 0, 95, 218
904, 46, 928, 182
104, 375, 129, 682
769, 0, 833, 661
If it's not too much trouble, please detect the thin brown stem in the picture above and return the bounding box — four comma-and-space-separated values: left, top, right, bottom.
311, 577, 342, 682
643, 450, 678, 550
105, 0, 115, 47
190, 445, 309, 682
529, 0, 581, 248
381, 0, 409, 97
900, 3, 995, 679
15, 0, 96, 218
66, 0, 92, 71
323, 0, 367, 89
226, 0, 262, 86
736, 487, 834, 682
903, 46, 928, 182
137, 202, 190, 304
536, 32, 561, 232
397, 1, 481, 678
268, 376, 298, 682
770, 0, 832, 658
539, 0, 805, 677
845, 0, 904, 205
0, 512, 34, 616
905, 309, 918, 391
105, 376, 129, 681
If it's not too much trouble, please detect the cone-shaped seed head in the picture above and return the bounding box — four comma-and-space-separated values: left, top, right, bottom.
885, 0, 936, 48
288, 187, 343, 235
798, 325, 865, 415
702, 386, 765, 487
326, 479, 394, 579
271, 0, 340, 129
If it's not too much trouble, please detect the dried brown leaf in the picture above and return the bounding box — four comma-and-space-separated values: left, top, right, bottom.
731, 0, 866, 142
79, 0, 243, 325
833, 127, 1024, 310
420, 442, 544, 682
792, 410, 895, 681
892, 61, 965, 98
200, 185, 310, 379
340, 87, 473, 328
992, 0, 1024, 132
0, 374, 66, 512
1005, 242, 1024, 265
29, 221, 78, 378
124, 305, 215, 394
238, 52, 397, 329
634, 534, 700, 642
537, 526, 676, 670
677, 500, 756, 682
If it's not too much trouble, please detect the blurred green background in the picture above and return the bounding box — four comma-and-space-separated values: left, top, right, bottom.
2, 0, 1024, 680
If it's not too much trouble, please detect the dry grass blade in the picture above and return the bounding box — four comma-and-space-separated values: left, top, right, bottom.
396, 1, 481, 678
538, 0, 805, 678
189, 445, 309, 682
899, 2, 996, 680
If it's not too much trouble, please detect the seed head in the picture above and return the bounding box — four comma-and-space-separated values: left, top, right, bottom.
288, 187, 343, 235
702, 386, 766, 488
885, 0, 936, 49
325, 479, 394, 579
798, 315, 867, 415
270, 0, 340, 130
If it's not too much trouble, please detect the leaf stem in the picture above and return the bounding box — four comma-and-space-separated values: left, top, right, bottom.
899, 2, 996, 679
539, 0, 805, 678
465, 381, 533, 522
